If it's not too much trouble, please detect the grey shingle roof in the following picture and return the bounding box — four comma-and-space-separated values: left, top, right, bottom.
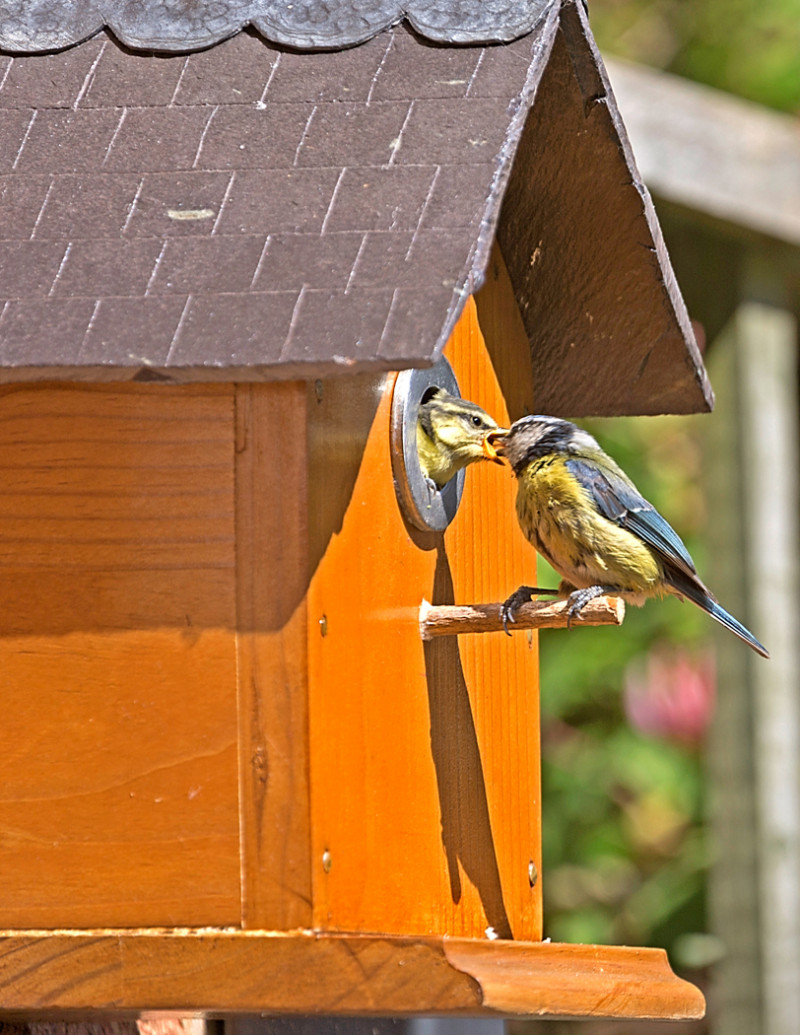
0, 14, 551, 382
0, 0, 713, 415
0, 1, 550, 52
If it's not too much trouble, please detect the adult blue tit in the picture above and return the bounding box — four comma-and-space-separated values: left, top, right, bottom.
484, 415, 769, 658
416, 387, 501, 489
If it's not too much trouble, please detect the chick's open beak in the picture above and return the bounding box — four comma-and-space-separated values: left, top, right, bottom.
483, 429, 508, 463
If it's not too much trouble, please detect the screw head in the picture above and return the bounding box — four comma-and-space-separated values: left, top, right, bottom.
528, 860, 538, 888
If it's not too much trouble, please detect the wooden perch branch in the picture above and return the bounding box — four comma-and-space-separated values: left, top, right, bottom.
419, 596, 625, 640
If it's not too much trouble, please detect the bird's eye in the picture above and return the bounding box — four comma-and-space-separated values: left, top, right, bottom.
470, 415, 482, 427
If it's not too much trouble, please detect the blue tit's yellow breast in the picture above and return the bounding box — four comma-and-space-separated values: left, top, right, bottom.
515, 455, 662, 594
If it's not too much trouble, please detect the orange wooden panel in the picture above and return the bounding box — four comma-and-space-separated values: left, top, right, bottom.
307, 299, 542, 940
474, 240, 536, 422
234, 382, 312, 930
0, 384, 241, 927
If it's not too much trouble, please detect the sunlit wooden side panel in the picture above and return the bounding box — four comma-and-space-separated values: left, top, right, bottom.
0, 384, 241, 927
307, 299, 542, 940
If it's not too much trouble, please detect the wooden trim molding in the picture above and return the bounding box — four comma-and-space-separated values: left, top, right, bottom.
0, 932, 705, 1020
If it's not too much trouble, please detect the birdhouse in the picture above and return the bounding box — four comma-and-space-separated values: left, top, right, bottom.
0, 0, 709, 1022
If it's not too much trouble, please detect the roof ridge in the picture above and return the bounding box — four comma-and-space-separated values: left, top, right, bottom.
0, 0, 553, 55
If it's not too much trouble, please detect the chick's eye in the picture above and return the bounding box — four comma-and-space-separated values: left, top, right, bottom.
470, 415, 482, 427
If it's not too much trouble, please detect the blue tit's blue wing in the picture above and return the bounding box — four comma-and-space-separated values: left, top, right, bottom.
566, 457, 768, 658
566, 458, 697, 579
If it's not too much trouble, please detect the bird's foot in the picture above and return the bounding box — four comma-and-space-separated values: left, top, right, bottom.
501, 585, 559, 635
565, 585, 615, 629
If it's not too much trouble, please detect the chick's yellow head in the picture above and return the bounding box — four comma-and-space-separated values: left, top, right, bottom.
416, 388, 502, 487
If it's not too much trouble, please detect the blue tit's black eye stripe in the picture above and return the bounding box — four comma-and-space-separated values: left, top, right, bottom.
512, 425, 575, 474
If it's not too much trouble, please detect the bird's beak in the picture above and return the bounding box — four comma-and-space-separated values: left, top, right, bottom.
483, 429, 508, 463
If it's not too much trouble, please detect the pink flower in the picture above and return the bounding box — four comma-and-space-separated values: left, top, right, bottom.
624, 648, 716, 744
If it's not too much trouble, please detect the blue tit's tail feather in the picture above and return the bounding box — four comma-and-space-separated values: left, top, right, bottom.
668, 572, 769, 659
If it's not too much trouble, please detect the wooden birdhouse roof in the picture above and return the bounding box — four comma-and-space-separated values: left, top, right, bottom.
0, 0, 712, 415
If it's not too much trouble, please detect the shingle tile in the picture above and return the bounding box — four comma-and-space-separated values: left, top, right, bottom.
466, 33, 538, 97
169, 292, 299, 366
397, 98, 512, 165
0, 240, 69, 298
103, 107, 214, 172
349, 228, 470, 289
149, 235, 267, 295
0, 299, 97, 364
0, 110, 38, 173
420, 163, 495, 229
265, 38, 385, 104
215, 167, 342, 234
295, 101, 410, 167
0, 39, 105, 109
52, 239, 164, 298
282, 286, 395, 362
80, 296, 191, 365
378, 286, 458, 359
81, 42, 186, 109
173, 31, 278, 106
324, 166, 437, 232
0, 174, 52, 239
33, 174, 141, 239
16, 109, 122, 173
252, 231, 364, 292
368, 28, 483, 101
124, 171, 233, 237
196, 103, 310, 170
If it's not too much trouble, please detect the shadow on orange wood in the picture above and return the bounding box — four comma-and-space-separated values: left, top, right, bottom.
424, 543, 514, 941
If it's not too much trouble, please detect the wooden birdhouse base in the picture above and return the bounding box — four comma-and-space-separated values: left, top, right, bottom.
0, 930, 704, 1021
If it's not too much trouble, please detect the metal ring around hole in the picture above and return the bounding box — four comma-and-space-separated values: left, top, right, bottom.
390, 357, 465, 532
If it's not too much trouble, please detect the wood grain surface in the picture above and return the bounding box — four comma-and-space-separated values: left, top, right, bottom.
0, 384, 241, 928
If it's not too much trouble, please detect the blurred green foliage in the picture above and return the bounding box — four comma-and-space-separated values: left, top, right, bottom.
588, 0, 800, 113
538, 416, 713, 961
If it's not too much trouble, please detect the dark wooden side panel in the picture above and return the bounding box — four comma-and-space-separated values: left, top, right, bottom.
235, 383, 313, 929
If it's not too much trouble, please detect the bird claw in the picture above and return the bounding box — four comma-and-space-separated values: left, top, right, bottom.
501, 586, 559, 635
565, 586, 611, 629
